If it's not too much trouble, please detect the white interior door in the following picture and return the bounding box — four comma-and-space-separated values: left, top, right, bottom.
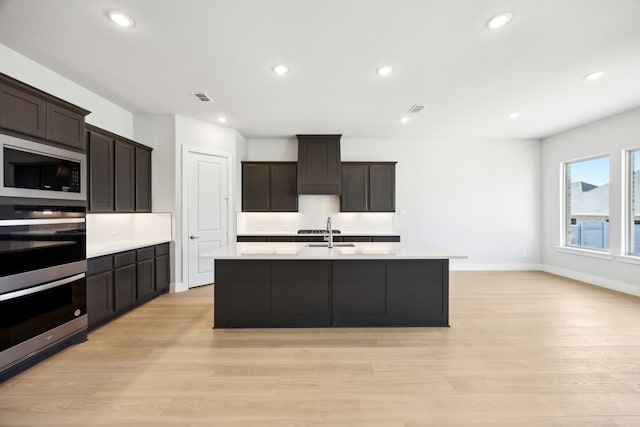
187, 151, 228, 288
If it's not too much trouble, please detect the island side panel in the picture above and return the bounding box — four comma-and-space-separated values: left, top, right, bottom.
332, 260, 388, 326
387, 259, 449, 326
214, 259, 332, 328
272, 261, 331, 327
214, 260, 273, 328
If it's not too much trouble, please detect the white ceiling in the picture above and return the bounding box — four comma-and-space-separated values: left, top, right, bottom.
1, 0, 639, 140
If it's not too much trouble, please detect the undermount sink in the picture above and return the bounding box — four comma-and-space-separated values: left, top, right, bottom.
305, 243, 356, 248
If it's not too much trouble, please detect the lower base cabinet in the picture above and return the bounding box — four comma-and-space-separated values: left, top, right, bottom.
155, 244, 170, 291
136, 247, 155, 301
87, 243, 170, 330
86, 270, 114, 327
114, 251, 136, 312
215, 261, 331, 328
333, 260, 448, 326
214, 259, 448, 328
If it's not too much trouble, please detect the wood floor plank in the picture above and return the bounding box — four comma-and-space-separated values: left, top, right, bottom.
1, 271, 640, 426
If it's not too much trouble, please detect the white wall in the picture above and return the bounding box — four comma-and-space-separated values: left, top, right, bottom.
1, 43, 134, 137
245, 136, 542, 270
134, 114, 177, 286
541, 107, 640, 296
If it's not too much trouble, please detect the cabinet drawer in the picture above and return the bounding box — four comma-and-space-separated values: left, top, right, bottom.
155, 243, 169, 256
88, 255, 113, 275
137, 246, 154, 261
114, 250, 135, 268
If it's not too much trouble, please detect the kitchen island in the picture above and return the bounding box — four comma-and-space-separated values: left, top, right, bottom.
205, 242, 466, 328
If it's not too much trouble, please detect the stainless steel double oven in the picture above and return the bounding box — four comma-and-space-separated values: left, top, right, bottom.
1, 133, 87, 380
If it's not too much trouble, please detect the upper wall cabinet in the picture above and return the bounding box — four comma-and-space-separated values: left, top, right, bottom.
341, 162, 396, 212
114, 140, 135, 212
242, 162, 298, 212
87, 130, 114, 212
87, 125, 152, 213
0, 73, 90, 151
296, 134, 342, 195
135, 147, 152, 212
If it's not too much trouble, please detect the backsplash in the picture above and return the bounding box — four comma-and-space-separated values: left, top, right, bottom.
237, 195, 395, 234
87, 213, 172, 247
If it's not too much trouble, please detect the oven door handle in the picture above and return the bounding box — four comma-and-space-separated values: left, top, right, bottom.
0, 273, 85, 302
0, 218, 85, 226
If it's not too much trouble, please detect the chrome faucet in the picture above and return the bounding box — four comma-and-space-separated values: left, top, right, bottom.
325, 216, 333, 248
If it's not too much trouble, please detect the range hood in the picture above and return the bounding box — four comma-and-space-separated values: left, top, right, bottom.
296, 134, 342, 195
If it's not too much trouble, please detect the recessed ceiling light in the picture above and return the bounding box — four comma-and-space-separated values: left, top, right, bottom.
272, 65, 289, 75
217, 116, 227, 123
584, 70, 606, 81
507, 112, 521, 119
399, 116, 410, 123
486, 12, 512, 30
107, 10, 134, 27
377, 66, 393, 76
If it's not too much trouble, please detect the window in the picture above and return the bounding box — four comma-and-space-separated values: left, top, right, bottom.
627, 149, 640, 256
564, 156, 610, 251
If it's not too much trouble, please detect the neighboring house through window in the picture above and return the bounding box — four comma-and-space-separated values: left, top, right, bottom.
564, 156, 610, 251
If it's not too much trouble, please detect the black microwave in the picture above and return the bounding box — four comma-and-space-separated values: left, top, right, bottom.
0, 133, 86, 201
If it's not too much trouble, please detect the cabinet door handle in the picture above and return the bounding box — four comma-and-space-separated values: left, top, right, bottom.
190, 235, 200, 239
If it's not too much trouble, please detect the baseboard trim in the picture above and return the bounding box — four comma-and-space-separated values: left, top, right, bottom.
450, 263, 542, 271
541, 265, 640, 297
172, 281, 188, 293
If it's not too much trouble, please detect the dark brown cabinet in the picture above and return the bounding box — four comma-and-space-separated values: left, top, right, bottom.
87, 130, 114, 212
214, 259, 447, 328
332, 260, 448, 327
136, 247, 155, 301
86, 255, 114, 328
45, 102, 85, 151
87, 243, 170, 330
114, 251, 137, 311
87, 125, 152, 213
237, 235, 400, 243
341, 162, 396, 212
332, 261, 387, 325
0, 73, 89, 151
272, 261, 331, 326
0, 80, 46, 139
155, 243, 170, 292
135, 147, 152, 212
214, 260, 331, 328
242, 162, 297, 212
115, 140, 135, 212
296, 134, 342, 195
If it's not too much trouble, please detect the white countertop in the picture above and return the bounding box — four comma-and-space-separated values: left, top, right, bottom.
202, 242, 466, 260
87, 239, 171, 258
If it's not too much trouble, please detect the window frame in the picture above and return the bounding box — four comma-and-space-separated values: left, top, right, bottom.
623, 146, 640, 258
560, 153, 611, 253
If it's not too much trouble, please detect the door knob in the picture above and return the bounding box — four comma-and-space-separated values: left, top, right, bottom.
190, 235, 200, 239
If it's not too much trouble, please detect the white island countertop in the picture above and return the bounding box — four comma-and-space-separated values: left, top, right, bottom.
203, 242, 467, 260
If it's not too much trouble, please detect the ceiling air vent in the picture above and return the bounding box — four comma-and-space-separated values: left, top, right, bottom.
408, 104, 424, 114
192, 92, 213, 103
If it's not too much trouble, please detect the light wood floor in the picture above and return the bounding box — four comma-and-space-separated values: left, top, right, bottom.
2, 271, 640, 426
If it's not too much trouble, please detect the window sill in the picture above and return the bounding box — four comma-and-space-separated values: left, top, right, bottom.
615, 255, 640, 266
555, 246, 613, 260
